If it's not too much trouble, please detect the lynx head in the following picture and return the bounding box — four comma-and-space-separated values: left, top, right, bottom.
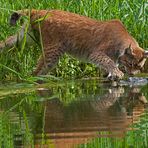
119, 45, 148, 75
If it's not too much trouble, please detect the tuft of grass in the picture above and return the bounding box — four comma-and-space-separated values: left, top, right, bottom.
0, 0, 147, 81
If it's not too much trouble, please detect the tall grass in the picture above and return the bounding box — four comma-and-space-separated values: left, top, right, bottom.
0, 0, 147, 81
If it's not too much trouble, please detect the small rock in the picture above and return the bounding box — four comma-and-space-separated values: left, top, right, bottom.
119, 77, 148, 86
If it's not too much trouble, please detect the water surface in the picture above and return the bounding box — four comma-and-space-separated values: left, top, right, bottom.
0, 79, 148, 148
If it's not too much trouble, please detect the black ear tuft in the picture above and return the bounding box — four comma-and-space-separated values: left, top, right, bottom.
124, 44, 133, 55
10, 12, 21, 26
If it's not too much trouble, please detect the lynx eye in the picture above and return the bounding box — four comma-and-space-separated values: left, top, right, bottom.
127, 62, 133, 67
130, 60, 135, 66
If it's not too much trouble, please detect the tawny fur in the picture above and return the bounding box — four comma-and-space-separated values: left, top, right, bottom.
0, 9, 148, 80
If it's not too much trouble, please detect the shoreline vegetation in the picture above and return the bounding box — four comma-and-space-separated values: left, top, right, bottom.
0, 0, 147, 82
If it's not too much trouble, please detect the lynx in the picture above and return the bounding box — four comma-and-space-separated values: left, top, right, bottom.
0, 9, 148, 80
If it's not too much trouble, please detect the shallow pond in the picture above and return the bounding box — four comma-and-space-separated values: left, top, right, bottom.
0, 79, 148, 148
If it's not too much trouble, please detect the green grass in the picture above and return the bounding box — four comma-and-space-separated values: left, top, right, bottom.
0, 0, 147, 81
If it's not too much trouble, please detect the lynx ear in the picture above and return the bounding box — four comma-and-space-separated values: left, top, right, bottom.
124, 44, 133, 55
144, 50, 148, 58
10, 12, 21, 26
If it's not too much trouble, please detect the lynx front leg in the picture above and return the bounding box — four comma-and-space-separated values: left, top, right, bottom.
89, 51, 124, 80
33, 45, 63, 76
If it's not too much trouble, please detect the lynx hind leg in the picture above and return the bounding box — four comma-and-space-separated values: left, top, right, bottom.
89, 51, 124, 80
33, 45, 64, 76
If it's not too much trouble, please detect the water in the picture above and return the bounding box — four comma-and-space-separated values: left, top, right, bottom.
0, 79, 148, 148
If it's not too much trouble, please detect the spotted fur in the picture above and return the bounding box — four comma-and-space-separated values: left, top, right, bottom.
0, 9, 147, 80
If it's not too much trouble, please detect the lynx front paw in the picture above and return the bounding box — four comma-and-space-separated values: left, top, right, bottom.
107, 68, 124, 81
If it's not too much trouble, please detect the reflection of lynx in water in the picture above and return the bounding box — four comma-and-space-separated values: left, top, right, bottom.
36, 86, 147, 143
0, 9, 148, 80
90, 87, 125, 110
